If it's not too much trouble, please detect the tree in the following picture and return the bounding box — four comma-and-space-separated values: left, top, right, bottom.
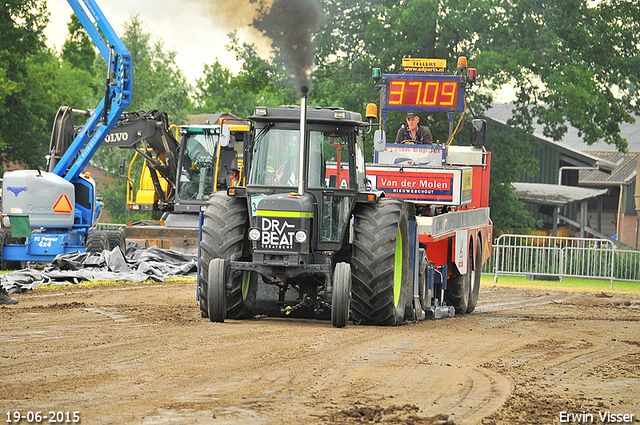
0, 0, 50, 169
118, 14, 192, 121
310, 0, 640, 232
467, 0, 640, 151
194, 33, 297, 118
90, 14, 193, 223
61, 14, 96, 72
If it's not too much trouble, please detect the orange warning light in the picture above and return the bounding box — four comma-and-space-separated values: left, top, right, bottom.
52, 194, 73, 214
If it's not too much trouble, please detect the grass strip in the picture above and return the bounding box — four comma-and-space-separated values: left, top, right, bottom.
483, 274, 640, 294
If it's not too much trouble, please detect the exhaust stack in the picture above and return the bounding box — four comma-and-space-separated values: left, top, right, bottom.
298, 86, 309, 195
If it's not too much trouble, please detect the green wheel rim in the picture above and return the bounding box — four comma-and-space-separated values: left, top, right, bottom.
393, 227, 402, 307
241, 271, 251, 300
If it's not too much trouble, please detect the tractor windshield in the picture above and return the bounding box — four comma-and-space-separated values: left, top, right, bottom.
249, 128, 300, 187
248, 127, 355, 189
178, 133, 217, 200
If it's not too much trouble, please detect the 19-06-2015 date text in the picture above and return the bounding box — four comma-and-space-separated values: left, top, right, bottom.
5, 411, 80, 423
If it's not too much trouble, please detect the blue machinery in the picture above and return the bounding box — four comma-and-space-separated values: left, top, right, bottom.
1, 0, 132, 263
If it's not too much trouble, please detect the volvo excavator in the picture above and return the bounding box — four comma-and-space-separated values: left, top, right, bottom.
107, 111, 249, 252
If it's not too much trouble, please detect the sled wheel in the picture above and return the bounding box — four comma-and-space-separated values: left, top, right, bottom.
446, 243, 471, 314
466, 239, 482, 313
418, 249, 432, 312
331, 262, 351, 328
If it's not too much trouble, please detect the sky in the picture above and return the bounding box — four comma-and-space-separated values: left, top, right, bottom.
44, 0, 515, 101
44, 0, 259, 84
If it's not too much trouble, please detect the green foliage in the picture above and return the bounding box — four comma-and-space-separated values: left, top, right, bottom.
118, 14, 192, 122
61, 14, 96, 72
194, 33, 297, 118
472, 0, 640, 151
0, 0, 49, 169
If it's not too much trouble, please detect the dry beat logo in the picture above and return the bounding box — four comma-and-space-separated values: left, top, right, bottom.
261, 217, 296, 249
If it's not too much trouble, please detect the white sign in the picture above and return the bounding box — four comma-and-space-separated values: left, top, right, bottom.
455, 229, 468, 275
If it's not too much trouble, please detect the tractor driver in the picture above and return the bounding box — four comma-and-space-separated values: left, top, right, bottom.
273, 133, 300, 186
274, 136, 325, 187
395, 111, 433, 144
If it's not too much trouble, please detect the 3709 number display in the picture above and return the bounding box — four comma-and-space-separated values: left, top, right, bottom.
385, 78, 460, 110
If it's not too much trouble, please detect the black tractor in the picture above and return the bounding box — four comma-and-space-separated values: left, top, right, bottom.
198, 98, 411, 327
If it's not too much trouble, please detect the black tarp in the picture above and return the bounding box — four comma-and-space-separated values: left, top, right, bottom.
0, 242, 197, 293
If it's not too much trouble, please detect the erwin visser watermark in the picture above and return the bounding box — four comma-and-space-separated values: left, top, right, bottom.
559, 411, 636, 423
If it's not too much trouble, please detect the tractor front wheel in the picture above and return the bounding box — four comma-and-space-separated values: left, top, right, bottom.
207, 258, 226, 323
331, 262, 351, 328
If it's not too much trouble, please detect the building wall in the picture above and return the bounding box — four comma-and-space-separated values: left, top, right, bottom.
581, 198, 617, 239
519, 142, 561, 184
619, 214, 640, 249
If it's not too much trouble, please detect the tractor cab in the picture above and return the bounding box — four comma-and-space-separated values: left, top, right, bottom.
174, 122, 248, 210
242, 105, 368, 256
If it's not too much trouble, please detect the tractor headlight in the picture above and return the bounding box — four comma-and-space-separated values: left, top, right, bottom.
248, 228, 261, 241
295, 230, 308, 244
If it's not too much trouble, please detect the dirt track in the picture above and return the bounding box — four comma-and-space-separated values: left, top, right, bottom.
1, 280, 639, 425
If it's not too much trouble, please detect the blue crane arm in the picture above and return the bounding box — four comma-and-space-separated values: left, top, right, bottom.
52, 0, 132, 181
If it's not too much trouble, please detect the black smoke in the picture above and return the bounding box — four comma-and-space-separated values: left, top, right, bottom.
253, 0, 324, 91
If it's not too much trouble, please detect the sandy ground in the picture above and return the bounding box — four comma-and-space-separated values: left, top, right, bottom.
1, 280, 639, 425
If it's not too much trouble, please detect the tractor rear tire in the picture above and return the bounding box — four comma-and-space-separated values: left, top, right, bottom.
199, 191, 254, 320
331, 262, 351, 328
467, 240, 482, 314
446, 244, 471, 314
351, 199, 410, 326
207, 258, 226, 322
86, 231, 108, 254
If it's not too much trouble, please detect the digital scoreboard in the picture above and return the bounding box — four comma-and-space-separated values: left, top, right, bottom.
383, 75, 464, 112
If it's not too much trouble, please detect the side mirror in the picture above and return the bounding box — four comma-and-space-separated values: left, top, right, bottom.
219, 124, 231, 148
470, 119, 486, 147
119, 157, 126, 178
374, 129, 386, 152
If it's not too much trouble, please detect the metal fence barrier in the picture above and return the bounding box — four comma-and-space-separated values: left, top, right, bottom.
484, 234, 640, 288
611, 249, 640, 282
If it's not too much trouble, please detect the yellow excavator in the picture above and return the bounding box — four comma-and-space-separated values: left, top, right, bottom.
103, 110, 250, 252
